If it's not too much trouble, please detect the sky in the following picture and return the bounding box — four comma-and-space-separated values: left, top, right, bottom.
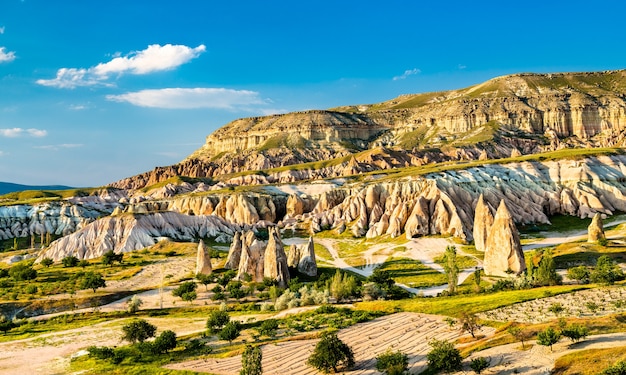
1, 0, 626, 187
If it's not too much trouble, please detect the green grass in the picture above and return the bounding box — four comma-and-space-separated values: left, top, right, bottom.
140, 176, 213, 193
433, 254, 477, 270
0, 187, 112, 206
552, 242, 626, 268
378, 257, 446, 288
355, 285, 591, 316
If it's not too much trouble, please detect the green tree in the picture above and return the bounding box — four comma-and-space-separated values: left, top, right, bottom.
0, 315, 15, 334
126, 295, 143, 314
567, 265, 590, 284
153, 330, 177, 354
534, 249, 561, 286
9, 264, 37, 281
80, 272, 106, 292
40, 258, 54, 268
78, 259, 90, 268
121, 319, 156, 344
537, 327, 560, 352
507, 325, 532, 349
62, 256, 79, 267
473, 268, 482, 292
426, 339, 462, 373
172, 281, 197, 303
329, 270, 358, 302
459, 312, 481, 338
102, 250, 123, 266
307, 331, 354, 373
470, 357, 491, 374
257, 319, 279, 337
207, 310, 230, 334
227, 280, 245, 300
561, 324, 588, 343
376, 349, 408, 375
218, 321, 241, 343
442, 245, 459, 294
240, 344, 262, 375
196, 273, 214, 291
591, 255, 625, 285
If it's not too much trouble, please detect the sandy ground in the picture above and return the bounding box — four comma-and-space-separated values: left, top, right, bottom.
167, 312, 495, 375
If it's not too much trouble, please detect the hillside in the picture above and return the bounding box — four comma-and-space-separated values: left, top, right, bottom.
111, 70, 626, 190
0, 182, 73, 195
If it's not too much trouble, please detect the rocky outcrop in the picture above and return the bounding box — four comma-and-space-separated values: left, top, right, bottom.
225, 231, 243, 269
287, 244, 302, 268
588, 213, 605, 242
473, 194, 494, 251
263, 227, 290, 287
38, 212, 239, 261
484, 201, 526, 277
195, 240, 212, 275
297, 237, 318, 277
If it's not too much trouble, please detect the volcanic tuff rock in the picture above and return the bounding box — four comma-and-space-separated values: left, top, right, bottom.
588, 213, 605, 242
297, 236, 318, 277
263, 227, 290, 287
473, 194, 494, 251
196, 240, 212, 276
225, 231, 243, 269
38, 212, 240, 261
483, 200, 526, 277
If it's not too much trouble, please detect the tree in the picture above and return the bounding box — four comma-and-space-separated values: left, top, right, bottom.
102, 250, 123, 266
227, 280, 245, 300
80, 272, 106, 292
376, 349, 408, 375
218, 321, 241, 343
473, 268, 482, 292
196, 273, 214, 291
207, 310, 230, 334
126, 295, 143, 314
591, 255, 625, 285
534, 249, 561, 286
0, 315, 15, 334
240, 344, 262, 375
121, 319, 156, 344
470, 357, 491, 374
62, 256, 79, 267
459, 312, 481, 338
9, 264, 37, 281
329, 270, 358, 302
507, 325, 532, 349
153, 330, 177, 353
567, 265, 590, 284
600, 360, 626, 375
442, 246, 459, 294
426, 339, 462, 373
78, 259, 90, 268
537, 327, 560, 352
307, 331, 354, 373
257, 319, 279, 337
40, 258, 54, 268
561, 324, 588, 343
172, 281, 197, 303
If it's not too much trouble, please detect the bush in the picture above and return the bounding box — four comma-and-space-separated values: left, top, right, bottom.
126, 295, 143, 314
561, 324, 588, 343
591, 256, 625, 285
121, 319, 156, 344
62, 256, 79, 267
173, 281, 197, 303
218, 321, 241, 343
80, 272, 106, 292
40, 258, 54, 267
257, 319, 279, 337
537, 327, 560, 351
153, 330, 177, 354
426, 339, 462, 373
102, 250, 123, 266
207, 310, 230, 334
9, 264, 37, 281
329, 270, 358, 302
376, 349, 408, 375
567, 266, 590, 284
307, 331, 354, 373
87, 346, 114, 360
470, 357, 491, 374
601, 360, 626, 375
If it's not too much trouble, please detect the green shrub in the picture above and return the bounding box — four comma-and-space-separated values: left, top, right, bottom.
376, 349, 408, 375
600, 360, 626, 375
87, 346, 114, 360
207, 310, 230, 334
470, 357, 491, 374
426, 339, 462, 373
9, 264, 37, 281
307, 331, 354, 373
62, 256, 79, 267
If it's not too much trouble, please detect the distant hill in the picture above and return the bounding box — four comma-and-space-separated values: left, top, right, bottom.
0, 182, 73, 195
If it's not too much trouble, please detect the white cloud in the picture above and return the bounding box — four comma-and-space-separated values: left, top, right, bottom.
458, 64, 467, 70
68, 104, 88, 111
37, 44, 205, 89
106, 88, 267, 109
393, 68, 421, 81
0, 151, 5, 157
33, 143, 83, 151
0, 26, 5, 34
0, 128, 48, 137
0, 47, 16, 63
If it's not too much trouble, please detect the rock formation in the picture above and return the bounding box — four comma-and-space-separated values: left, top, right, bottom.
484, 200, 526, 277
473, 194, 494, 251
297, 236, 318, 277
225, 231, 242, 269
287, 244, 302, 268
263, 227, 290, 287
195, 240, 212, 276
588, 213, 605, 242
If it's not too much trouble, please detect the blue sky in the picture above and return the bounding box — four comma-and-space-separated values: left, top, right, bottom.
1, 0, 625, 187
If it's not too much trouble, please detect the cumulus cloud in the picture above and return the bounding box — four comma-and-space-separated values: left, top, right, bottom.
393, 68, 421, 81
0, 128, 48, 137
0, 26, 5, 34
0, 47, 16, 63
106, 87, 267, 109
33, 143, 83, 151
37, 44, 206, 89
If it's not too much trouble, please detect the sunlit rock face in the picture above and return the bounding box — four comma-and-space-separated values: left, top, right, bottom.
484, 201, 526, 277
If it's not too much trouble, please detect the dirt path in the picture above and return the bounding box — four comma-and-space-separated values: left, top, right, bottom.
167, 312, 494, 375
523, 215, 626, 250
